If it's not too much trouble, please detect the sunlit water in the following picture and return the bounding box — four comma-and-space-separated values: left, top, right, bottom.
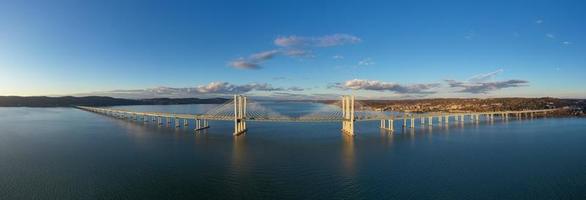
1, 103, 586, 199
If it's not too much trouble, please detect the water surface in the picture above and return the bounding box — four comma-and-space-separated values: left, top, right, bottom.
1, 103, 585, 199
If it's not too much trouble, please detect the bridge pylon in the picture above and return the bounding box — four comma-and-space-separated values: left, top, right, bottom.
341, 95, 355, 136
233, 95, 247, 136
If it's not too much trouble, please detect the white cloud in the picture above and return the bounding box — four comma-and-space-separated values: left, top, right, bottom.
283, 49, 312, 57
77, 82, 304, 98
468, 69, 503, 82
250, 50, 280, 60
229, 50, 280, 69
562, 41, 571, 45
332, 55, 344, 60
535, 19, 543, 24
446, 79, 528, 94
446, 69, 528, 94
229, 59, 261, 69
230, 34, 361, 69
358, 58, 374, 66
333, 79, 440, 94
274, 34, 361, 48
546, 33, 555, 39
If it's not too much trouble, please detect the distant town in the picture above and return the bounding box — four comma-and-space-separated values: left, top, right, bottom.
358, 98, 585, 116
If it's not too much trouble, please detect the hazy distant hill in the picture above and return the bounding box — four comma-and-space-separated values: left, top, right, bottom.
0, 96, 229, 107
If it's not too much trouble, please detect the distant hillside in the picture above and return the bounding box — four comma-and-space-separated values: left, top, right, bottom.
0, 96, 229, 107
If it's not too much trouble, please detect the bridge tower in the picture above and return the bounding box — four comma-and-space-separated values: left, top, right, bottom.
341, 95, 355, 136
233, 95, 247, 136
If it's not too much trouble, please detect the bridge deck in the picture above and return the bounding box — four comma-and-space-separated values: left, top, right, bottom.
77, 106, 558, 122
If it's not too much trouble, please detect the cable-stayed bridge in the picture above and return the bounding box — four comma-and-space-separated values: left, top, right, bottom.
78, 95, 558, 136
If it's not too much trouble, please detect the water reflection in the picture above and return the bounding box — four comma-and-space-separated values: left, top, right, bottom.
230, 135, 248, 178
340, 134, 355, 177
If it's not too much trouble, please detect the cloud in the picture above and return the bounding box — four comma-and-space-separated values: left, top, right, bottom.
250, 50, 280, 60
446, 70, 528, 93
332, 55, 344, 60
332, 79, 440, 94
358, 58, 374, 66
546, 33, 555, 39
562, 41, 571, 45
283, 49, 312, 57
535, 19, 543, 24
267, 92, 340, 100
286, 86, 305, 91
229, 59, 261, 69
468, 69, 503, 82
77, 82, 304, 99
446, 79, 529, 94
194, 82, 282, 93
230, 33, 360, 69
229, 50, 280, 69
274, 34, 361, 48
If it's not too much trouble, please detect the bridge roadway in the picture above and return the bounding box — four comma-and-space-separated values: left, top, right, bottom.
77, 96, 559, 136
77, 106, 557, 122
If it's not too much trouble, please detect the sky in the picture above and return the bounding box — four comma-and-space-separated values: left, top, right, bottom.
0, 0, 585, 99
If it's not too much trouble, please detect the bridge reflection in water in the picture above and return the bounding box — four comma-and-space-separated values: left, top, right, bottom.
78, 95, 559, 137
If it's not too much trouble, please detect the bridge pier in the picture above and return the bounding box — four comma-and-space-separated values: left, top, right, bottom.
195, 118, 210, 132
233, 95, 247, 136
380, 119, 394, 131
341, 95, 355, 136
428, 116, 433, 126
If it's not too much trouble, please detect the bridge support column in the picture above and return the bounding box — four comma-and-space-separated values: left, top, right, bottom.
428, 116, 433, 126
341, 95, 355, 136
184, 119, 189, 126
445, 115, 449, 124
195, 118, 210, 132
380, 119, 394, 132
233, 95, 247, 136
410, 117, 415, 128
175, 117, 180, 127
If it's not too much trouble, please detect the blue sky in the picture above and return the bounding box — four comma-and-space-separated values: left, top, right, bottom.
0, 0, 584, 99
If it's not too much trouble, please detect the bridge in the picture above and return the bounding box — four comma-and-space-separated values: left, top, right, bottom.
78, 95, 558, 136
